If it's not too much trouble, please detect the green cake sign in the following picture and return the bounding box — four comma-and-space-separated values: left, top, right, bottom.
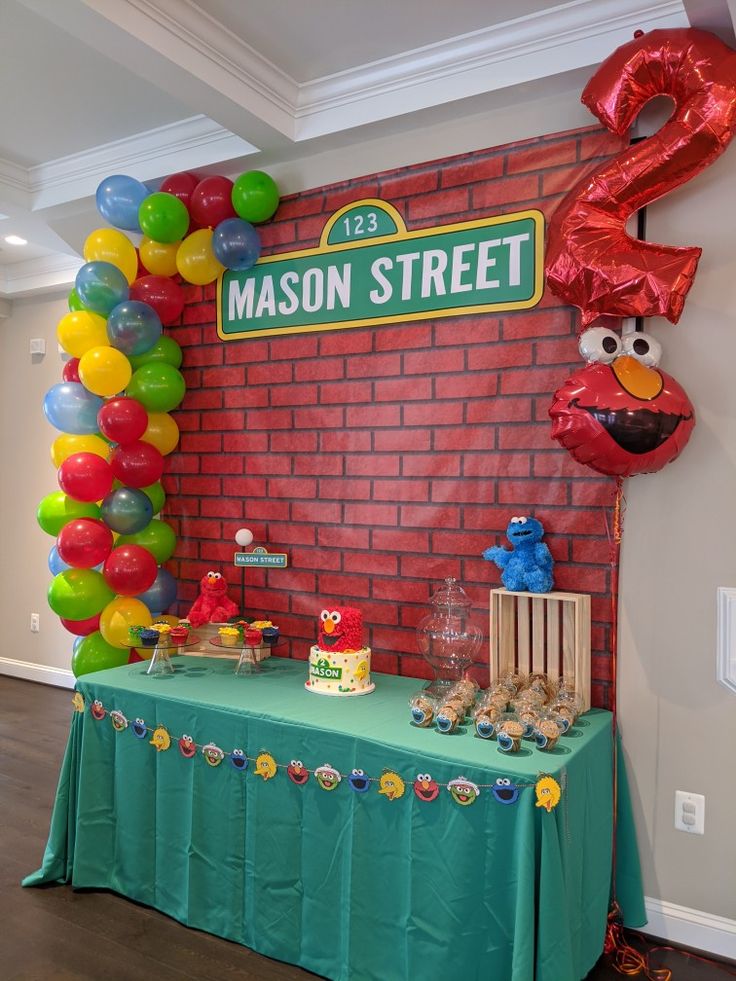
217, 199, 543, 340
311, 658, 342, 680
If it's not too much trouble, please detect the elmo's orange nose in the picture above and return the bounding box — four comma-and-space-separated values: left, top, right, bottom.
612, 355, 663, 401
323, 619, 334, 634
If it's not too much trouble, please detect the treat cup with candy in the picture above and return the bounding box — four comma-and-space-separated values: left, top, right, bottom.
410, 692, 438, 728
436, 703, 462, 733
496, 713, 524, 753
535, 713, 564, 751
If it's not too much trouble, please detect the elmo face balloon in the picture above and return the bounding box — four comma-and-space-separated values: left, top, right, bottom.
549, 327, 695, 477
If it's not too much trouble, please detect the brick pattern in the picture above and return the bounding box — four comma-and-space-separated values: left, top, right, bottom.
164, 125, 627, 709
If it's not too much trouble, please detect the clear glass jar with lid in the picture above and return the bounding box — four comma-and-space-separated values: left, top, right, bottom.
415, 577, 483, 699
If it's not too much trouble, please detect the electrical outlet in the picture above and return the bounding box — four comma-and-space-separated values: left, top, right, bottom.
674, 790, 704, 835
30, 613, 40, 633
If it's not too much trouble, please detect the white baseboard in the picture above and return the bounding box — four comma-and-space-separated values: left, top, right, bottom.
644, 897, 736, 961
0, 655, 75, 689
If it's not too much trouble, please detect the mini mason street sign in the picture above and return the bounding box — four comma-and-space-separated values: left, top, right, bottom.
233, 546, 288, 568
217, 199, 543, 340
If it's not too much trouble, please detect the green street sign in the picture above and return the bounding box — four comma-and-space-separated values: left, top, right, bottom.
234, 548, 288, 568
217, 199, 543, 340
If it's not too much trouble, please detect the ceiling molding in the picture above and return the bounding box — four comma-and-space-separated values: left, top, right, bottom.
0, 157, 32, 209
0, 252, 82, 299
85, 0, 297, 138
30, 115, 258, 210
294, 0, 690, 137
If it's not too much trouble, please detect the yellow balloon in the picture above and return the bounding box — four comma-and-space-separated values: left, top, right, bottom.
152, 614, 179, 627
99, 597, 152, 649
141, 412, 180, 455
140, 236, 179, 277
79, 346, 132, 397
176, 228, 224, 286
57, 310, 109, 359
84, 227, 138, 285
51, 433, 110, 468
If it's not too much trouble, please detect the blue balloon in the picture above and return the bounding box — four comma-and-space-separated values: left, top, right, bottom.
75, 261, 129, 317
212, 218, 261, 271
96, 175, 148, 231
107, 301, 162, 356
137, 567, 177, 614
73, 635, 84, 656
43, 382, 104, 434
100, 487, 153, 535
49, 545, 71, 576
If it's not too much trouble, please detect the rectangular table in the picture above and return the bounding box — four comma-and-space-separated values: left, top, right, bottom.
24, 656, 645, 981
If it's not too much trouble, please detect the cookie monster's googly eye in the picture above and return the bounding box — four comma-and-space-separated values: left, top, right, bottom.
622, 331, 662, 368
517, 516, 528, 525
579, 326, 622, 365
510, 516, 520, 524
352, 769, 364, 776
496, 778, 511, 787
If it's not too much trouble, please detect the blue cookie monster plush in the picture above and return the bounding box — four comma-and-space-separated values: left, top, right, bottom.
482, 516, 554, 593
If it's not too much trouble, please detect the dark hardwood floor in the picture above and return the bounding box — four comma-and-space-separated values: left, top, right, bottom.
1, 675, 732, 981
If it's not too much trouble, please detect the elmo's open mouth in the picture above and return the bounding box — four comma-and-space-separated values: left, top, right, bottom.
569, 399, 692, 455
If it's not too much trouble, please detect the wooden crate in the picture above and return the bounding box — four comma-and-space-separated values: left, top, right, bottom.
489, 589, 591, 710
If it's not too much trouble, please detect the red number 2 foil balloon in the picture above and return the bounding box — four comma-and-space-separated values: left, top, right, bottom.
546, 28, 736, 326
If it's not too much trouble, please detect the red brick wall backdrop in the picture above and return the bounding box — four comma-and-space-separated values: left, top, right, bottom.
164, 124, 627, 709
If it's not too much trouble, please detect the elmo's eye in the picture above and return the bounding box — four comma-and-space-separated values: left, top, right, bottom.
330, 611, 341, 624
296, 760, 303, 768
213, 572, 222, 580
622, 331, 661, 368
320, 610, 329, 621
579, 327, 621, 365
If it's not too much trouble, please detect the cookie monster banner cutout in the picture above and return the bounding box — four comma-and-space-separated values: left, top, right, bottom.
218, 200, 543, 340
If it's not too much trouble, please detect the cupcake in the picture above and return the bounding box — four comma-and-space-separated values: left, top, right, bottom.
170, 625, 189, 644
261, 626, 279, 646
128, 625, 143, 646
244, 627, 262, 646
218, 626, 240, 647
250, 619, 273, 631
139, 628, 159, 648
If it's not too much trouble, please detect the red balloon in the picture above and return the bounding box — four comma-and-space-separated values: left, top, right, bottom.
546, 28, 736, 325
549, 358, 695, 477
62, 358, 81, 383
57, 518, 114, 568
161, 171, 199, 210
103, 544, 158, 596
129, 275, 184, 326
98, 396, 148, 445
189, 176, 236, 228
58, 453, 114, 502
109, 440, 164, 487
60, 613, 101, 636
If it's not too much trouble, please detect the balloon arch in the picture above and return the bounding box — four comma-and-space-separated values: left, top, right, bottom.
39, 169, 280, 677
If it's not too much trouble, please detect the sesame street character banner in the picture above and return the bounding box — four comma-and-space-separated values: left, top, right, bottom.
73, 689, 563, 811
217, 200, 543, 339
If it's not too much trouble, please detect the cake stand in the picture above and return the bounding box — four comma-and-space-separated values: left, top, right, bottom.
209, 635, 284, 675
132, 633, 202, 677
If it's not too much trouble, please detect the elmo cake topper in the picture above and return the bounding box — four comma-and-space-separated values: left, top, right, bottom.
318, 607, 363, 653
549, 327, 695, 477
186, 570, 239, 627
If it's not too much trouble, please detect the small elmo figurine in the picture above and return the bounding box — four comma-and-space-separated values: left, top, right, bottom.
186, 571, 239, 627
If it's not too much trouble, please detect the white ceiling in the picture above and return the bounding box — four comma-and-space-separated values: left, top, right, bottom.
0, 0, 733, 298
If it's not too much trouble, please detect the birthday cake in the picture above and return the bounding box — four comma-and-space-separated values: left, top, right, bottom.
305, 606, 374, 696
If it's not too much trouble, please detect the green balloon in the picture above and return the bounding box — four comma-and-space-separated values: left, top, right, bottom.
138, 192, 189, 244
126, 362, 186, 412
128, 335, 182, 371
141, 481, 166, 515
67, 288, 87, 312
48, 569, 114, 620
37, 492, 101, 537
117, 518, 176, 564
72, 630, 129, 677
232, 170, 279, 224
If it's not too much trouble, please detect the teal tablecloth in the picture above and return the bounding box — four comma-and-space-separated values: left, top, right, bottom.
24, 657, 645, 981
